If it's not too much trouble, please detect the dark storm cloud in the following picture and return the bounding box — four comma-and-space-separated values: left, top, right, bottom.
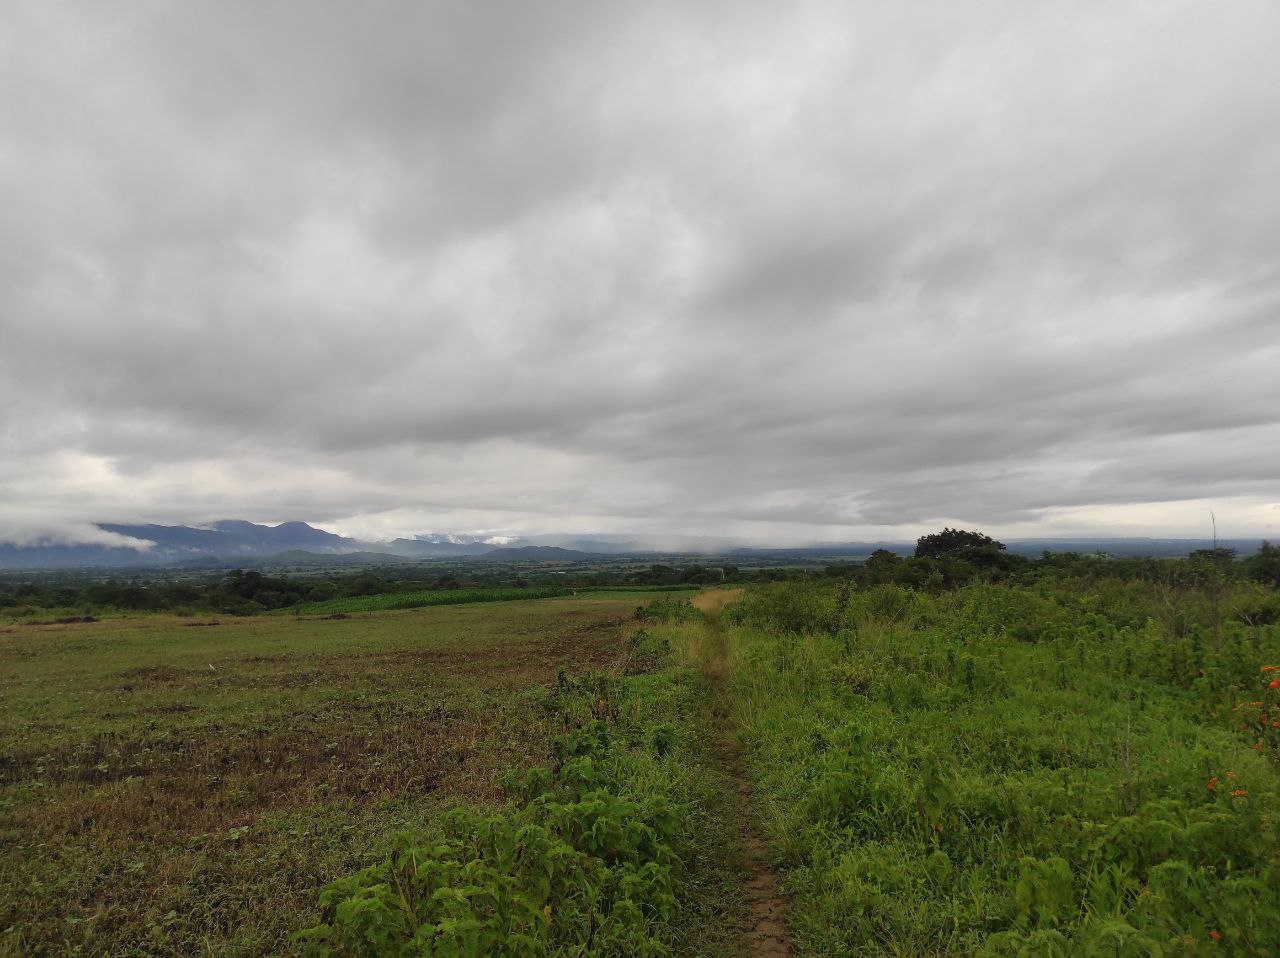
2, 0, 1279, 544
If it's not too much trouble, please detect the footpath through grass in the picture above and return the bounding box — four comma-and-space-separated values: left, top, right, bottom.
722, 581, 1280, 955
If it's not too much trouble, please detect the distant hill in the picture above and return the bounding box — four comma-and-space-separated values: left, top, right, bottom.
97, 519, 360, 556
383, 537, 499, 558
0, 522, 1271, 571
0, 540, 161, 570
524, 533, 741, 554
261, 550, 414, 566
0, 521, 527, 569
0, 520, 368, 569
476, 546, 596, 562
729, 537, 1269, 560
1001, 537, 1267, 558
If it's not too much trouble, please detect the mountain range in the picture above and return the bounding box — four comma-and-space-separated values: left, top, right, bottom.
0, 520, 1269, 569
0, 521, 492, 569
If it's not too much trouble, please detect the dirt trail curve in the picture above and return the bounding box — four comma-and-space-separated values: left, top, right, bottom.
692, 590, 794, 958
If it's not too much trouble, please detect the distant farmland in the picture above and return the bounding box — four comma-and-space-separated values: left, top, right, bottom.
294, 585, 569, 615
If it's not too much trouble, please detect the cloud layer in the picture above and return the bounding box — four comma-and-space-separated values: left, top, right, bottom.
2, 1, 1278, 544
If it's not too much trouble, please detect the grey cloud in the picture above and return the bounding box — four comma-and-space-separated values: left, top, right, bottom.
2, 0, 1279, 546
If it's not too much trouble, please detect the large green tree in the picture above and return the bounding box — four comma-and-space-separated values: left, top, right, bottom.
914, 528, 1006, 566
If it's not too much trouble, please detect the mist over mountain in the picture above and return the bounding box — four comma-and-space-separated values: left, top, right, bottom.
101, 520, 357, 554
475, 546, 597, 563
0, 521, 540, 568
383, 535, 500, 559
0, 519, 1270, 570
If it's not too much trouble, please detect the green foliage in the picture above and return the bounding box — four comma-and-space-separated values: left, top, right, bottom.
296, 627, 729, 958
634, 596, 703, 625
1244, 541, 1280, 588
297, 786, 678, 957
727, 578, 1280, 955
915, 527, 1007, 565
627, 628, 672, 671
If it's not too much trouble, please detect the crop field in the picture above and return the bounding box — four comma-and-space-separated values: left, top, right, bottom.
3, 570, 1278, 956
0, 595, 725, 956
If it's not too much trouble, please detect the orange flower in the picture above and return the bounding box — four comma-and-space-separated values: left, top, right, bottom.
1207, 776, 1218, 791
1269, 679, 1280, 690
1230, 788, 1247, 797
1262, 665, 1280, 673
1210, 929, 1222, 941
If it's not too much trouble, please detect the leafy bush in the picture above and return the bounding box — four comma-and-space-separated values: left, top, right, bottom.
297, 778, 678, 957
634, 597, 703, 625
297, 636, 721, 957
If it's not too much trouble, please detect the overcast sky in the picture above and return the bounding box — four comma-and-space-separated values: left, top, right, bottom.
2, 1, 1278, 547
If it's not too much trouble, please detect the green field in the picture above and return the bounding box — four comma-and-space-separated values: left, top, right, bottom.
292, 584, 700, 617
293, 586, 570, 615
3, 576, 1278, 955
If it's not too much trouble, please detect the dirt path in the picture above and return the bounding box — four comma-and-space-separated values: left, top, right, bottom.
693, 590, 794, 958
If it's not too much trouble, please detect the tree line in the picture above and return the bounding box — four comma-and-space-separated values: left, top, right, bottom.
2, 530, 1277, 616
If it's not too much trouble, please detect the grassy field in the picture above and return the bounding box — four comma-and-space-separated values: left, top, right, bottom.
5, 577, 1278, 955
293, 586, 570, 615
723, 582, 1280, 955
292, 584, 700, 616
0, 596, 691, 956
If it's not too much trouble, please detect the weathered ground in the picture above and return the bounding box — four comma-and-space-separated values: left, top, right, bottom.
0, 597, 634, 956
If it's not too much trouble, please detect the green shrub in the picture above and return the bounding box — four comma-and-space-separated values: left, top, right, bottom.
298, 641, 724, 957
297, 778, 679, 957
634, 597, 703, 625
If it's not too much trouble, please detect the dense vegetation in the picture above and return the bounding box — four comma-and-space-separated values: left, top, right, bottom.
723, 566, 1280, 953
822, 533, 1280, 597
